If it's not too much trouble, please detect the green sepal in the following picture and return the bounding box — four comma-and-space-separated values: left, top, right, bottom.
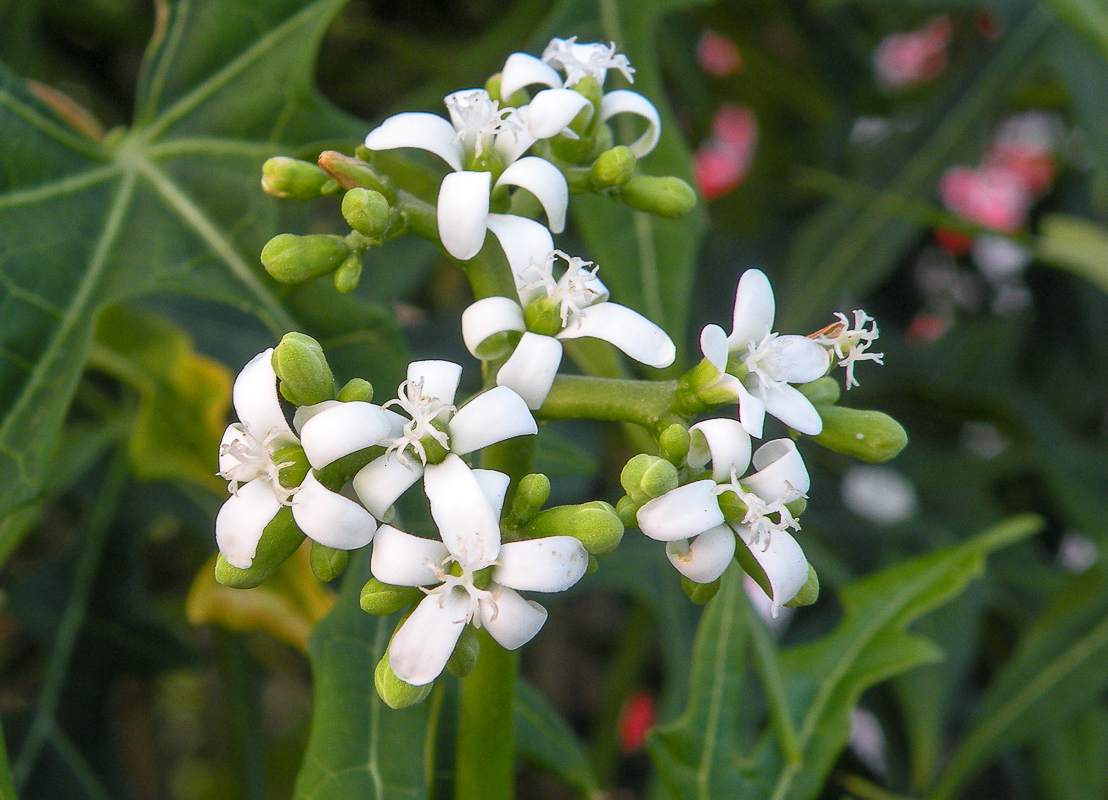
590, 145, 635, 189
797, 376, 841, 406
342, 187, 391, 239
522, 501, 624, 555
261, 233, 351, 284
718, 489, 746, 524
333, 251, 363, 293
523, 296, 564, 337
314, 446, 382, 491
682, 575, 722, 605
786, 496, 808, 517
446, 625, 481, 678
272, 332, 335, 406
338, 378, 374, 403
784, 564, 819, 608
359, 578, 423, 616
375, 651, 433, 709
272, 444, 310, 489
309, 541, 349, 582
616, 495, 639, 529
658, 422, 691, 466
571, 76, 603, 133
616, 175, 697, 218
586, 554, 599, 575
510, 473, 551, 525
214, 507, 305, 589
261, 156, 331, 199
811, 405, 909, 463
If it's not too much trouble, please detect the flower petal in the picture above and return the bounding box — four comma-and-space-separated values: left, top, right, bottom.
774, 335, 831, 383
745, 439, 810, 499
299, 401, 392, 470
461, 297, 525, 359
215, 479, 283, 569
495, 536, 589, 592
233, 349, 294, 441
353, 453, 424, 518
481, 587, 547, 650
424, 455, 501, 564
497, 89, 591, 163
500, 52, 564, 99
762, 384, 823, 436
700, 324, 730, 374
495, 332, 563, 410
495, 156, 568, 233
448, 385, 537, 455
365, 111, 464, 172
389, 590, 470, 685
407, 360, 463, 407
438, 170, 492, 260
636, 480, 724, 542
292, 400, 341, 434
688, 418, 752, 482
735, 526, 808, 617
291, 471, 377, 550
486, 214, 555, 302
666, 525, 736, 584
472, 469, 512, 519
599, 90, 661, 158
727, 269, 775, 350
737, 383, 767, 439
556, 302, 675, 368
371, 524, 450, 587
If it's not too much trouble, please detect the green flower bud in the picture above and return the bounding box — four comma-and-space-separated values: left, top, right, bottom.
342, 188, 391, 239
215, 507, 305, 589
551, 132, 597, 164
587, 554, 599, 575
796, 376, 841, 406
338, 378, 374, 403
590, 146, 636, 189
510, 473, 551, 524
333, 251, 363, 294
523, 501, 623, 554
812, 406, 908, 463
317, 150, 396, 200
375, 652, 433, 709
617, 175, 697, 218
620, 454, 680, 505
658, 423, 691, 466
616, 495, 639, 529
272, 332, 335, 407
524, 296, 564, 337
446, 625, 480, 678
682, 575, 722, 605
785, 564, 819, 608
261, 233, 351, 284
261, 157, 332, 199
309, 541, 348, 582
360, 578, 422, 616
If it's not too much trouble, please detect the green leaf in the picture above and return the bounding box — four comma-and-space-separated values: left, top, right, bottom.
1037, 214, 1108, 295
293, 550, 433, 800
929, 565, 1108, 800
1033, 706, 1108, 800
649, 515, 1041, 800
1044, 0, 1108, 61
515, 679, 600, 796
0, 0, 368, 521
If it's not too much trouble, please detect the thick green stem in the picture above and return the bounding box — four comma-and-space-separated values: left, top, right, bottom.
454, 629, 518, 800
537, 375, 680, 426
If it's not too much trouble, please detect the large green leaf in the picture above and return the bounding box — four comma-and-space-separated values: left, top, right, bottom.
0, 0, 368, 521
648, 515, 1041, 800
293, 550, 434, 800
516, 679, 600, 796
1044, 0, 1108, 61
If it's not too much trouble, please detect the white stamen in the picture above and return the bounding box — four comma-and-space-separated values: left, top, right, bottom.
383, 378, 455, 467
218, 424, 297, 503
445, 89, 516, 159
542, 37, 635, 86
518, 250, 603, 328
817, 310, 884, 389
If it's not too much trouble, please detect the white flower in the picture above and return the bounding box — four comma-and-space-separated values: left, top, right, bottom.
461, 224, 675, 408
815, 309, 884, 390
636, 419, 810, 615
371, 455, 589, 685
700, 269, 829, 437
499, 39, 661, 159
365, 88, 588, 260
215, 350, 377, 569
298, 360, 537, 520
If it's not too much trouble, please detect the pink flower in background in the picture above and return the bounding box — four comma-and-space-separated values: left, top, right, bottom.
697, 29, 743, 77
939, 165, 1032, 233
984, 112, 1063, 195
693, 104, 758, 200
874, 16, 952, 90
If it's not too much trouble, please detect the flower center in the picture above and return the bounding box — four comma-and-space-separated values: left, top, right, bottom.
741, 331, 790, 394
384, 379, 455, 467
542, 37, 635, 87
519, 250, 602, 330
716, 473, 805, 549
445, 89, 516, 161
218, 425, 297, 503
427, 554, 499, 626
815, 310, 884, 389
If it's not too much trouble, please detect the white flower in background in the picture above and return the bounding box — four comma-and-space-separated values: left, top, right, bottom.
462, 222, 675, 408
499, 38, 661, 159
636, 418, 811, 614
215, 350, 377, 569
840, 464, 917, 525
815, 309, 884, 390
370, 455, 589, 685
298, 360, 537, 520
364, 87, 589, 260
699, 269, 829, 438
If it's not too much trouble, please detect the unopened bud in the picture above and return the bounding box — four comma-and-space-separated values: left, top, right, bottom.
360, 578, 422, 616
273, 332, 335, 406
812, 406, 908, 463
618, 175, 697, 218
587, 554, 599, 575
310, 542, 348, 581
522, 501, 624, 554
616, 495, 639, 529
784, 564, 819, 608
511, 473, 551, 524
658, 423, 691, 466
620, 454, 679, 504
682, 574, 722, 604
333, 251, 363, 293
446, 625, 480, 678
342, 188, 391, 239
261, 156, 331, 199
375, 652, 433, 709
591, 146, 636, 189
215, 508, 305, 589
261, 233, 350, 284
797, 376, 841, 406
317, 150, 395, 199
338, 378, 374, 403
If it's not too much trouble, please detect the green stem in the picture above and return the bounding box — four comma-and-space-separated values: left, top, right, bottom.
745, 594, 803, 768
455, 629, 518, 800
538, 375, 679, 426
